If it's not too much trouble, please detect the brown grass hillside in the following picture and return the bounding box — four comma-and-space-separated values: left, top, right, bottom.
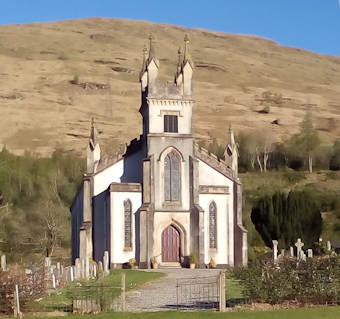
0, 18, 340, 156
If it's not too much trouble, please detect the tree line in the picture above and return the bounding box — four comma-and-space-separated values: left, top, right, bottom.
0, 147, 84, 263
203, 111, 340, 174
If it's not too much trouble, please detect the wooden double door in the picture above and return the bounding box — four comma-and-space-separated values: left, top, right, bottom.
161, 225, 180, 262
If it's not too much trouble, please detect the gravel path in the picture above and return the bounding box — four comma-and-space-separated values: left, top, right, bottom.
125, 268, 221, 312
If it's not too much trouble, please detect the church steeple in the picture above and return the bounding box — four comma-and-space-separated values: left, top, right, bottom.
87, 118, 101, 174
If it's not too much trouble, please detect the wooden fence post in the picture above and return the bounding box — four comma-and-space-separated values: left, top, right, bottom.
219, 271, 226, 312
121, 273, 126, 312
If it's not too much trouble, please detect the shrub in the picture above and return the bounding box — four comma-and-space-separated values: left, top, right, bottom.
232, 256, 340, 305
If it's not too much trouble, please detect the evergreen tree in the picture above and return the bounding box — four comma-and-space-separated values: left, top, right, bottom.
251, 190, 322, 249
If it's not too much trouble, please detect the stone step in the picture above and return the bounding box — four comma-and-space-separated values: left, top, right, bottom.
159, 262, 181, 269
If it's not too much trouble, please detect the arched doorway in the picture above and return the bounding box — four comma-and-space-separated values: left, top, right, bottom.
161, 225, 180, 262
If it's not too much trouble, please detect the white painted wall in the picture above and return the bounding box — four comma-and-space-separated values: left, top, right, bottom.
110, 191, 142, 264
198, 159, 233, 187
93, 159, 124, 196
200, 194, 234, 265
198, 159, 235, 265
153, 212, 190, 264
148, 100, 192, 134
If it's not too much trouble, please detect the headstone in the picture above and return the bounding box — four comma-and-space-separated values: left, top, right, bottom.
57, 262, 61, 278
307, 249, 313, 258
1, 255, 6, 271
98, 261, 103, 273
85, 257, 90, 279
327, 240, 332, 251
290, 247, 294, 257
301, 251, 306, 261
103, 251, 109, 275
75, 258, 81, 280
93, 263, 97, 278
52, 273, 56, 289
81, 258, 85, 279
272, 240, 278, 263
44, 257, 51, 268
70, 266, 74, 282
295, 238, 304, 260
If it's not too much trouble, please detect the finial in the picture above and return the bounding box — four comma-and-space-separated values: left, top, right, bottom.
229, 123, 232, 132
148, 34, 156, 60
183, 34, 190, 62
90, 117, 96, 149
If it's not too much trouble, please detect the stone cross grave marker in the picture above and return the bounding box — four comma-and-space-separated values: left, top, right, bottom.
1, 255, 6, 271
295, 238, 304, 260
272, 240, 278, 263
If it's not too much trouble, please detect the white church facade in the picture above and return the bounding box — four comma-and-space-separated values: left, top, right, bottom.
71, 36, 248, 268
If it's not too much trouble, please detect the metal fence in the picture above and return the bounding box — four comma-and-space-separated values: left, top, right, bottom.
176, 273, 224, 310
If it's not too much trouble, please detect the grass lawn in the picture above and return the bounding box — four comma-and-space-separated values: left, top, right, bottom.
20, 306, 340, 319
26, 270, 164, 311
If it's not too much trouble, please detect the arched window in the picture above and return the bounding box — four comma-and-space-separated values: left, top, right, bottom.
124, 200, 132, 249
209, 202, 217, 249
164, 151, 180, 201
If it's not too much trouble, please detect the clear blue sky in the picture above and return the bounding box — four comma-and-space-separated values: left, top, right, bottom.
1, 0, 340, 56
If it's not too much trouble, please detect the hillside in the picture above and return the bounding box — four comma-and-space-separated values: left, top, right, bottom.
0, 18, 340, 156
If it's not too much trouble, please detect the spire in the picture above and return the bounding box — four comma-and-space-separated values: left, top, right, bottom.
139, 44, 148, 80
89, 117, 97, 151
148, 34, 156, 61
224, 124, 238, 177
177, 46, 183, 73
183, 34, 193, 67
87, 117, 101, 174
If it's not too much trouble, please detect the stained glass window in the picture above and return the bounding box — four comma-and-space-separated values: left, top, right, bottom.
209, 202, 217, 249
164, 151, 180, 201
124, 200, 132, 249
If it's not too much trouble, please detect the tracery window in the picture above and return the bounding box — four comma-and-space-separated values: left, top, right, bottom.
164, 151, 180, 202
124, 199, 132, 249
209, 202, 217, 249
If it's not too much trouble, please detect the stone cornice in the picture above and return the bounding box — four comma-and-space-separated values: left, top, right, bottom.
147, 98, 194, 107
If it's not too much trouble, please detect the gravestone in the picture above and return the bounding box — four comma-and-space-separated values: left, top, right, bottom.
98, 261, 103, 273
52, 273, 56, 289
327, 241, 332, 251
81, 258, 85, 279
44, 257, 51, 268
85, 257, 90, 279
307, 249, 313, 258
70, 266, 74, 282
1, 255, 6, 271
75, 258, 81, 280
103, 251, 109, 275
93, 263, 97, 278
272, 240, 278, 263
290, 247, 294, 257
295, 238, 304, 260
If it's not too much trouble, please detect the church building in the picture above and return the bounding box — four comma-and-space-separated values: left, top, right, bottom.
71, 35, 248, 268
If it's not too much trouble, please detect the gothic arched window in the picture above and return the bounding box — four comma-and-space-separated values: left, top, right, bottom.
164, 151, 180, 202
209, 202, 217, 249
124, 200, 132, 249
